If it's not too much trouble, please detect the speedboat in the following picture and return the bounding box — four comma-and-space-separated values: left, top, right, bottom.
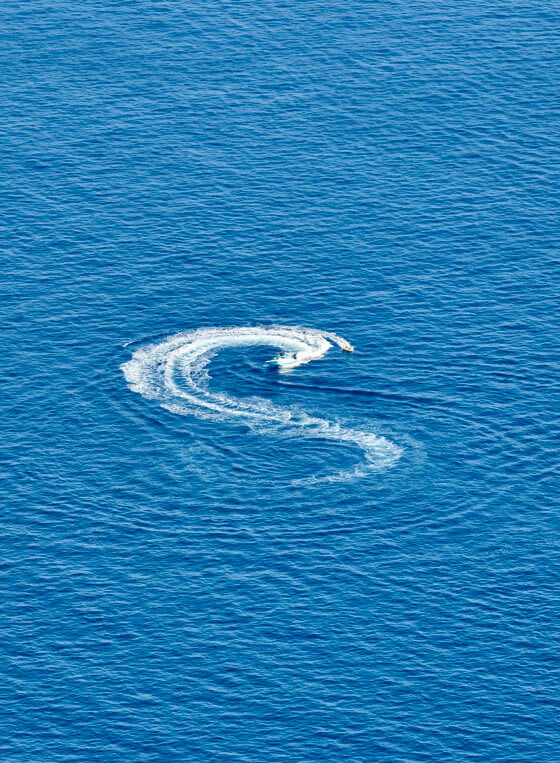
266, 353, 299, 370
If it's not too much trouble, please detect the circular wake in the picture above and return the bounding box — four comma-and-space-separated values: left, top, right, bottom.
121, 326, 402, 479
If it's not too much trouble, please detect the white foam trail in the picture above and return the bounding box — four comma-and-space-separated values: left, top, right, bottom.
121, 326, 402, 478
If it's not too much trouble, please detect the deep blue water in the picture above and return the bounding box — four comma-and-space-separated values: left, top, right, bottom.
2, 1, 560, 760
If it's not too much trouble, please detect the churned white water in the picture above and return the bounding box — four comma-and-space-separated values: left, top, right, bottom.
121, 326, 402, 478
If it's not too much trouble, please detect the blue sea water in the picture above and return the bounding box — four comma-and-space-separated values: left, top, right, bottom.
2, 0, 559, 760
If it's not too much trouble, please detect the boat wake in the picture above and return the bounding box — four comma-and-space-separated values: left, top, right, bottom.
121, 326, 402, 480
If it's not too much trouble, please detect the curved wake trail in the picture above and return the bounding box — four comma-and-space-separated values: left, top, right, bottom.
121, 326, 402, 479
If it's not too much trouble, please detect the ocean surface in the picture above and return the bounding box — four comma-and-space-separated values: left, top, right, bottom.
2, 1, 559, 760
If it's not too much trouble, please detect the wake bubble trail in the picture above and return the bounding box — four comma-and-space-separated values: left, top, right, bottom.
121, 326, 402, 479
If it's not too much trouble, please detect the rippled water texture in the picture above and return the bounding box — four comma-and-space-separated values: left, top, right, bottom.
2, 1, 559, 761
